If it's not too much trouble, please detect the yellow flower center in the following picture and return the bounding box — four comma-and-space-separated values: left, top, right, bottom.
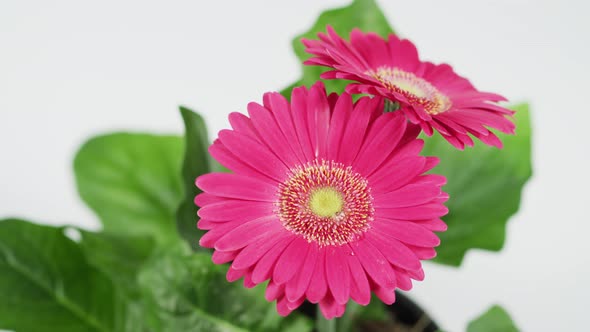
369, 67, 452, 115
277, 160, 374, 246
309, 187, 344, 217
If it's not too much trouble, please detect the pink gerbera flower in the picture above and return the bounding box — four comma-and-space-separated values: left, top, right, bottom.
195, 82, 448, 318
302, 26, 516, 149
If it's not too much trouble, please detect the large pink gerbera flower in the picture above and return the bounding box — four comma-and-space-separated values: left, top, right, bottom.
195, 82, 448, 318
302, 26, 516, 150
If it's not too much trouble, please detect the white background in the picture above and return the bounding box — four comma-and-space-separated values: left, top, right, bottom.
1, 0, 589, 331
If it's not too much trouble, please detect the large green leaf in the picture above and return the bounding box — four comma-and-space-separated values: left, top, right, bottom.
138, 247, 312, 332
74, 133, 184, 243
424, 104, 532, 265
467, 305, 519, 332
176, 107, 211, 250
78, 230, 155, 298
0, 219, 120, 332
281, 0, 394, 99
77, 230, 158, 332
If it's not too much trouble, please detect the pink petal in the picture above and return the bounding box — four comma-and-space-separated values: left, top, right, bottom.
393, 267, 413, 291
349, 29, 379, 68
276, 296, 295, 316
396, 123, 422, 149
196, 219, 217, 230
374, 285, 396, 305
265, 280, 285, 301
286, 242, 319, 302
326, 92, 352, 161
350, 239, 396, 289
429, 119, 452, 135
423, 63, 455, 84
212, 250, 238, 264
336, 96, 377, 164
247, 102, 301, 167
243, 273, 256, 288
373, 184, 442, 208
422, 157, 440, 173
449, 108, 515, 134
440, 132, 466, 150
392, 138, 424, 159
413, 218, 448, 232
226, 266, 247, 282
394, 38, 420, 72
401, 104, 422, 124
326, 246, 351, 305
406, 245, 437, 260
306, 249, 328, 303
437, 113, 483, 135
446, 128, 474, 148
326, 26, 371, 70
209, 142, 273, 183
413, 174, 447, 187
290, 86, 315, 161
285, 296, 306, 310
199, 221, 241, 248
194, 193, 224, 207
251, 236, 295, 284
365, 230, 422, 271
372, 218, 441, 247
198, 200, 273, 222
433, 193, 450, 205
369, 157, 426, 194
214, 216, 282, 252
273, 237, 310, 285
196, 173, 277, 202
472, 129, 503, 148
228, 112, 261, 142
346, 248, 371, 305
307, 81, 331, 158
327, 92, 339, 110
379, 203, 448, 221
231, 231, 292, 270
408, 267, 425, 281
353, 111, 407, 176
266, 92, 308, 163
218, 130, 289, 183
319, 294, 347, 319
364, 33, 391, 68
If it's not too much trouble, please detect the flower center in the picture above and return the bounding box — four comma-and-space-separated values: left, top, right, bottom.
369, 67, 452, 115
277, 160, 374, 246
309, 187, 343, 218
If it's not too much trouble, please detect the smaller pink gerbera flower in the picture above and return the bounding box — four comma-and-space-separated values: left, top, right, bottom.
195, 82, 448, 319
302, 26, 516, 149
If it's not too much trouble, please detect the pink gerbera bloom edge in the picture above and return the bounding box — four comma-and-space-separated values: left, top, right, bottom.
195, 82, 448, 318
302, 26, 516, 150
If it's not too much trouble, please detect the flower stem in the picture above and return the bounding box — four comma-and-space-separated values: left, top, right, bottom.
384, 99, 400, 113
316, 306, 337, 332
316, 302, 360, 332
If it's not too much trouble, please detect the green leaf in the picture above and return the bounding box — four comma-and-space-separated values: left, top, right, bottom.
138, 248, 312, 332
74, 132, 184, 244
78, 230, 155, 298
0, 219, 119, 332
281, 0, 394, 99
176, 107, 212, 250
467, 305, 519, 332
78, 231, 160, 332
423, 104, 533, 265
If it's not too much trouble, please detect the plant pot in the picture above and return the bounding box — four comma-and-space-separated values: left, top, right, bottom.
297, 291, 439, 332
